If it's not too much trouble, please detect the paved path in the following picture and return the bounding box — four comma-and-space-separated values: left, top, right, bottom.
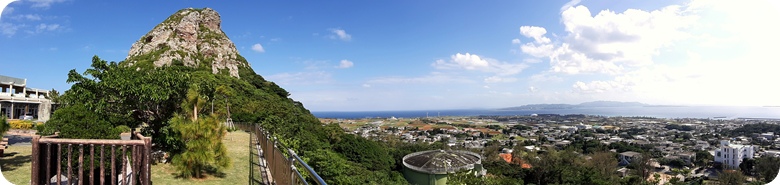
3, 134, 32, 146
252, 133, 273, 185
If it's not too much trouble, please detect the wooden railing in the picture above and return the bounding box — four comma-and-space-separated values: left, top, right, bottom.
30, 132, 152, 185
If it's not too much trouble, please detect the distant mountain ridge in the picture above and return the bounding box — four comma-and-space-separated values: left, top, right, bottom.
500, 101, 647, 110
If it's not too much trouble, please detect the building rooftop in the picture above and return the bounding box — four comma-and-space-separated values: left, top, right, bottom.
402, 150, 482, 174
0, 75, 26, 85
620, 151, 642, 157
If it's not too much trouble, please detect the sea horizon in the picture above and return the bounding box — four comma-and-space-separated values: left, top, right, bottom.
312, 106, 780, 120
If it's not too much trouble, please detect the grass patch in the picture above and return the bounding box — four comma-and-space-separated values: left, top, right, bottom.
151, 130, 250, 185
0, 144, 32, 184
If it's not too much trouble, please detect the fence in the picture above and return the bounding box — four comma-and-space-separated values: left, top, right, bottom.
30, 132, 152, 185
236, 123, 326, 185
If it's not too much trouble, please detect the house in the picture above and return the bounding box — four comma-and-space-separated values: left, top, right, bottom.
676, 152, 696, 165
714, 140, 755, 169
619, 151, 642, 165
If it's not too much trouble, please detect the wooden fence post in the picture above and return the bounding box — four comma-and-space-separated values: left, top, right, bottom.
30, 135, 40, 185
144, 136, 152, 185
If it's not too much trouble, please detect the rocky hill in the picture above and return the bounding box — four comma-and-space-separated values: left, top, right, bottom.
125, 8, 246, 78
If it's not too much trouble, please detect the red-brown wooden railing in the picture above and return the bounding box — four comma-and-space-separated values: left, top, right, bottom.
30, 132, 152, 185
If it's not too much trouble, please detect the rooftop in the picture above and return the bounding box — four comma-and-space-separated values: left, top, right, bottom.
620, 151, 642, 157
402, 150, 482, 174
0, 75, 26, 85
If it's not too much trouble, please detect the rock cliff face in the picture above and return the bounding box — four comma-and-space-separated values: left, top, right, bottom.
125, 8, 246, 78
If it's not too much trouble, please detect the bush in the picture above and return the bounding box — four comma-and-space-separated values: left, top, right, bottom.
44, 105, 119, 139
0, 116, 9, 138
114, 125, 132, 133
9, 120, 34, 129
35, 123, 48, 135
32, 122, 43, 129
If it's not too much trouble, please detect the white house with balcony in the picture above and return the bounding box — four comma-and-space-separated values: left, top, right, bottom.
0, 75, 54, 121
714, 140, 755, 169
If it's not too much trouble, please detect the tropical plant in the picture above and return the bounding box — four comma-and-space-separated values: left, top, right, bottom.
170, 114, 230, 178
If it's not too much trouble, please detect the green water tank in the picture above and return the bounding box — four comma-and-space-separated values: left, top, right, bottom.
401, 150, 483, 185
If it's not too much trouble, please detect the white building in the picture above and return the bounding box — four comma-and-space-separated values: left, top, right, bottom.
714, 140, 755, 169
0, 75, 54, 121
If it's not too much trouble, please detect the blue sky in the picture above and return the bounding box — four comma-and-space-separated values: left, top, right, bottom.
1, 0, 779, 111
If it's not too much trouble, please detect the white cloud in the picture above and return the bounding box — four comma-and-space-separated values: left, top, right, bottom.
267, 71, 332, 86
28, 0, 67, 9
511, 38, 520, 44
519, 26, 551, 44
528, 86, 538, 93
251, 43, 265, 53
0, 22, 20, 36
432, 53, 528, 76
521, 5, 698, 75
528, 73, 563, 83
560, 0, 581, 12
484, 76, 518, 83
336, 59, 353, 69
367, 73, 475, 84
572, 80, 624, 93
12, 14, 40, 21
27, 23, 59, 33
328, 28, 351, 41
362, 84, 371, 88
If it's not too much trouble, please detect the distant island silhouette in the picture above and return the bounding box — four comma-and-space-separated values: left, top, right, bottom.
500, 101, 649, 110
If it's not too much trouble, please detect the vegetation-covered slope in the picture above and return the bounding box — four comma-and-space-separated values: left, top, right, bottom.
41, 7, 407, 183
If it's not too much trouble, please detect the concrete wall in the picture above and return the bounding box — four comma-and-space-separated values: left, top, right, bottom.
37, 100, 51, 121
403, 168, 448, 185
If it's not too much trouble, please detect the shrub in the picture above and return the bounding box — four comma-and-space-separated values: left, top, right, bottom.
44, 105, 119, 139
171, 115, 230, 178
32, 122, 43, 129
0, 116, 9, 138
114, 125, 132, 133
9, 120, 34, 129
35, 123, 49, 135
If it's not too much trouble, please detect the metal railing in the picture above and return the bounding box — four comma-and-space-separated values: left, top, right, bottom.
237, 123, 327, 185
30, 132, 152, 185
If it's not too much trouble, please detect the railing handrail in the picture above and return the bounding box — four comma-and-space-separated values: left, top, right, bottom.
38, 138, 146, 145
288, 149, 327, 185
237, 122, 328, 185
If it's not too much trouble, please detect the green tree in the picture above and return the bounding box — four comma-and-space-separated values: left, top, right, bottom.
717, 170, 745, 185
585, 151, 620, 183
628, 152, 653, 181
170, 115, 230, 178
739, 158, 756, 176
170, 86, 230, 178
694, 149, 713, 167
333, 134, 394, 171
60, 56, 190, 146
48, 88, 61, 104
755, 156, 780, 182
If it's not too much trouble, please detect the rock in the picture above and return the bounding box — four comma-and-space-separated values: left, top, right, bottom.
125, 8, 247, 78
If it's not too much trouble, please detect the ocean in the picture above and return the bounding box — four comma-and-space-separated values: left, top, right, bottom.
312, 106, 780, 119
